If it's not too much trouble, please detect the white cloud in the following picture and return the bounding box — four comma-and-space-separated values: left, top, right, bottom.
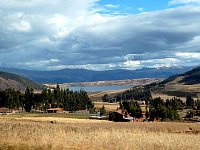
137, 7, 144, 12
50, 59, 60, 62
9, 21, 32, 32
0, 0, 200, 70
122, 60, 141, 68
175, 52, 200, 58
104, 4, 119, 8
169, 0, 200, 5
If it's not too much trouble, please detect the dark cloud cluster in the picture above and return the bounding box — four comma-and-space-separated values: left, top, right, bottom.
0, 0, 200, 70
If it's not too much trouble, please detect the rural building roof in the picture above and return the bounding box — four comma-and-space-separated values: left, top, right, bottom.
0, 107, 10, 113
115, 109, 123, 114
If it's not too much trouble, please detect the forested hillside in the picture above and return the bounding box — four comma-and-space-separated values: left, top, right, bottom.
0, 71, 43, 91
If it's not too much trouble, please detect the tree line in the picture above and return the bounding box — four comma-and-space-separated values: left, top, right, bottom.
0, 85, 94, 112
115, 86, 200, 121
120, 97, 191, 121
102, 87, 152, 103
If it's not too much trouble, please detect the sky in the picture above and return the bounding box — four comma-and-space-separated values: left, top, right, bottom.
0, 0, 200, 71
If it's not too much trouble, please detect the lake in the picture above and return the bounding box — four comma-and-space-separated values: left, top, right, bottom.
63, 85, 133, 92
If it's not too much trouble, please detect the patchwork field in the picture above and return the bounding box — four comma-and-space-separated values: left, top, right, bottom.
0, 115, 200, 150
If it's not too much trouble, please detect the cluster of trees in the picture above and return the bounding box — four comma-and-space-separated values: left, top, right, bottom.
0, 85, 94, 112
149, 97, 181, 121
118, 97, 180, 121
116, 87, 152, 102
120, 96, 200, 121
120, 101, 142, 118
102, 94, 115, 103
119, 95, 200, 121
102, 87, 152, 103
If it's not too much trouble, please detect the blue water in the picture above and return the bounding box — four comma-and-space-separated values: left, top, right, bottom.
65, 85, 133, 92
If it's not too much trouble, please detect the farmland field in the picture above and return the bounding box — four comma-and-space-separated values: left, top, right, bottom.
0, 115, 200, 150
94, 102, 119, 111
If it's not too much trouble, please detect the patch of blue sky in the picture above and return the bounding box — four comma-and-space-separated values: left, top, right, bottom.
97, 0, 176, 15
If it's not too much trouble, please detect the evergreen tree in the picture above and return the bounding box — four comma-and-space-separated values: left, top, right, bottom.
122, 100, 142, 118
24, 87, 34, 112
186, 95, 194, 108
100, 105, 106, 116
102, 94, 110, 102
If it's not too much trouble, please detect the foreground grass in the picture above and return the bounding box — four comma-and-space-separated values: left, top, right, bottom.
0, 116, 200, 150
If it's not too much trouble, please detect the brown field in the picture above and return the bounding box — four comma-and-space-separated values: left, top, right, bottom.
88, 89, 126, 101
0, 115, 200, 150
165, 76, 200, 93
152, 93, 187, 101
94, 102, 147, 112
94, 102, 119, 111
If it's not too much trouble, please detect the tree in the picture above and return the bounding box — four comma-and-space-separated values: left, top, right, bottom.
40, 89, 50, 111
129, 101, 142, 118
24, 87, 34, 112
196, 99, 200, 110
186, 96, 194, 108
102, 94, 110, 102
149, 97, 180, 121
122, 101, 142, 118
100, 105, 106, 116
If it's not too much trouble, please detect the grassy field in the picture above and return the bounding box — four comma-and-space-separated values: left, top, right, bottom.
94, 102, 119, 112
88, 89, 126, 101
94, 102, 147, 112
0, 115, 200, 150
4, 112, 90, 119
152, 93, 187, 101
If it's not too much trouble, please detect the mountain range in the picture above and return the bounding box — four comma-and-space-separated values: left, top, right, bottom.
0, 66, 193, 83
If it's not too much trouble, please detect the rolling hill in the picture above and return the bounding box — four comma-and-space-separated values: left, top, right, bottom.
0, 66, 192, 83
153, 66, 200, 97
0, 71, 44, 91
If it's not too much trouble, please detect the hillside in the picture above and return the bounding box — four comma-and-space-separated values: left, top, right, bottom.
0, 71, 43, 91
0, 66, 192, 83
153, 66, 200, 97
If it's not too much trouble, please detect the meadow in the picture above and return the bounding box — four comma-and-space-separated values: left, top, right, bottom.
0, 115, 200, 150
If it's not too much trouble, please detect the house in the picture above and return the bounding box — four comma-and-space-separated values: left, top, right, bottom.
47, 108, 63, 113
0, 107, 10, 113
109, 109, 133, 122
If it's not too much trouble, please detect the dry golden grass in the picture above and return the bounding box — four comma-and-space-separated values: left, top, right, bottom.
0, 116, 200, 150
94, 102, 119, 111
94, 102, 147, 112
152, 93, 187, 101
88, 89, 126, 101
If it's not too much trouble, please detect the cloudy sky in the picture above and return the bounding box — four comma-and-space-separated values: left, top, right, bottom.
0, 0, 200, 70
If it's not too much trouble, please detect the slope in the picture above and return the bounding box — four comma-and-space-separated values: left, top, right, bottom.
154, 66, 200, 97
0, 71, 43, 91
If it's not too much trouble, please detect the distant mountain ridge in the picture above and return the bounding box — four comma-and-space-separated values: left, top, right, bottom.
0, 71, 43, 91
0, 66, 192, 83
